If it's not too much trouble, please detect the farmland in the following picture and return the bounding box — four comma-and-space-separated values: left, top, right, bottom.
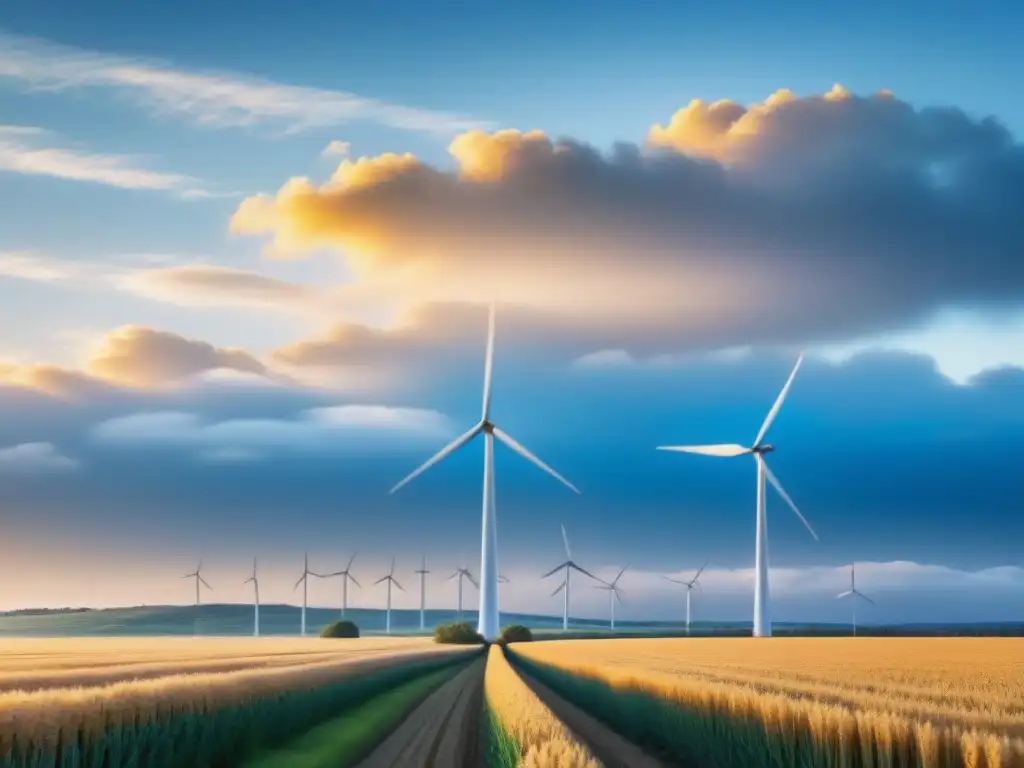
2, 635, 1023, 766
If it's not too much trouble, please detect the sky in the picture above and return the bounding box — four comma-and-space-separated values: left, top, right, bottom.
1, 0, 1023, 624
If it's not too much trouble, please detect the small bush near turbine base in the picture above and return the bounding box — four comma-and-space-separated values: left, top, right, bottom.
499, 625, 533, 644
434, 621, 485, 645
320, 620, 360, 638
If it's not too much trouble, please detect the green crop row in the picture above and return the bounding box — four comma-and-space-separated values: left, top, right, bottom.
2, 652, 478, 768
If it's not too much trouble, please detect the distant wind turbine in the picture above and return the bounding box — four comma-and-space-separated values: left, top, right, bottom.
375, 557, 404, 634
447, 566, 478, 619
414, 555, 430, 631
389, 303, 580, 641
657, 355, 818, 638
497, 574, 511, 584
542, 525, 598, 631
836, 563, 874, 636
322, 553, 361, 619
293, 551, 323, 637
663, 561, 707, 635
183, 561, 212, 606
243, 557, 260, 637
594, 565, 628, 630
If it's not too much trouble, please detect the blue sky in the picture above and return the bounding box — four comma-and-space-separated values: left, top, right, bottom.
1, 1, 1023, 623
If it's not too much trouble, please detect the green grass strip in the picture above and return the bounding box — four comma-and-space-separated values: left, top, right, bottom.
480, 706, 521, 768
243, 664, 459, 768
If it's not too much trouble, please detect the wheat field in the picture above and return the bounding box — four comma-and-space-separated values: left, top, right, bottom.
483, 644, 601, 768
513, 637, 1024, 767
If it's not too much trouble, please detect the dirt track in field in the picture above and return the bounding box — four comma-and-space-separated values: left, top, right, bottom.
515, 666, 667, 768
355, 655, 485, 768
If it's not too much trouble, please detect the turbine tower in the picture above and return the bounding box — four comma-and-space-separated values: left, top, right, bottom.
663, 561, 707, 635
323, 553, 361, 619
243, 557, 260, 637
542, 525, 598, 631
447, 566, 478, 619
414, 555, 430, 631
594, 565, 628, 630
182, 561, 212, 606
293, 551, 322, 637
657, 355, 818, 638
390, 303, 580, 641
375, 557, 404, 634
836, 562, 874, 636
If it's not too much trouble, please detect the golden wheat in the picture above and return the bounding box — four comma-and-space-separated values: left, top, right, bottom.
0, 640, 471, 748
515, 638, 1024, 768
484, 645, 601, 768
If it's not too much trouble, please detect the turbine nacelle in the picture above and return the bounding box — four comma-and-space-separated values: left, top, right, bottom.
753, 444, 774, 454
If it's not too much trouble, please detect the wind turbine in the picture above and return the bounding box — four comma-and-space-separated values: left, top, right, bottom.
183, 561, 212, 606
542, 525, 598, 631
293, 551, 323, 637
498, 574, 511, 584
414, 556, 430, 631
243, 557, 260, 637
657, 355, 818, 638
322, 553, 361, 619
447, 566, 478, 619
389, 303, 580, 641
375, 557, 404, 634
836, 563, 874, 636
594, 565, 627, 630
663, 560, 707, 635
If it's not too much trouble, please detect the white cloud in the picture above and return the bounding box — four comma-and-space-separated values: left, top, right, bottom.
322, 140, 351, 157
0, 124, 207, 196
571, 346, 755, 371
91, 405, 453, 456
571, 349, 636, 370
0, 442, 80, 473
0, 33, 489, 135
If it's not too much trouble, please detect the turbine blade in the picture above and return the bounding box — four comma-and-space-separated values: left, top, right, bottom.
347, 552, 357, 571
754, 353, 804, 447
393, 578, 405, 592
374, 575, 388, 585
856, 591, 875, 605
389, 424, 481, 494
662, 575, 686, 584
615, 589, 624, 604
690, 560, 708, 584
199, 577, 212, 590
350, 574, 362, 588
492, 427, 580, 494
481, 301, 496, 421
836, 590, 853, 598
570, 563, 599, 580
613, 564, 628, 585
657, 444, 751, 458
541, 563, 569, 579
551, 581, 566, 597
293, 575, 304, 590
466, 573, 479, 589
323, 571, 344, 578
446, 571, 459, 581
561, 524, 572, 560
759, 456, 818, 541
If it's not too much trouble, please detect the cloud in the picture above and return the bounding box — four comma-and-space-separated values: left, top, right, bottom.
0, 124, 207, 196
322, 140, 351, 157
0, 441, 79, 473
230, 87, 1024, 353
0, 32, 488, 136
0, 251, 91, 282
92, 404, 452, 457
85, 326, 268, 387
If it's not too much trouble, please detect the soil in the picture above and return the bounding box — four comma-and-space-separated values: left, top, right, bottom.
354, 655, 485, 768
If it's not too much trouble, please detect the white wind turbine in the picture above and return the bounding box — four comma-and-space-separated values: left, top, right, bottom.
594, 565, 627, 630
414, 556, 430, 631
322, 553, 361, 619
447, 566, 478, 619
293, 551, 323, 637
375, 557, 404, 634
243, 557, 260, 637
663, 560, 707, 635
657, 355, 818, 638
183, 561, 212, 606
390, 303, 580, 640
836, 562, 874, 636
542, 525, 598, 631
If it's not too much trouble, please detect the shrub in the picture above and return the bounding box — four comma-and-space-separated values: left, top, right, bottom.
320, 620, 360, 638
499, 625, 533, 644
434, 621, 485, 645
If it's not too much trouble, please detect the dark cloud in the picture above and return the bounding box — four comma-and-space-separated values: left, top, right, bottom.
233, 87, 1024, 351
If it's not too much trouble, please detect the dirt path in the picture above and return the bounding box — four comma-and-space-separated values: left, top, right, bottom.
516, 667, 667, 768
354, 655, 485, 768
